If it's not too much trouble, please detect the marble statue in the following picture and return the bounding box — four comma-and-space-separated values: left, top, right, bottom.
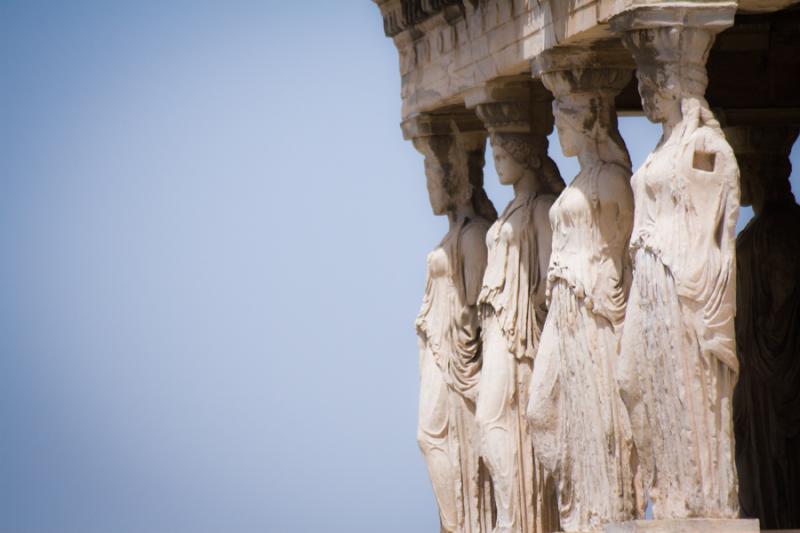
615, 25, 741, 519
413, 122, 498, 533
728, 125, 800, 530
526, 57, 641, 532
473, 88, 563, 533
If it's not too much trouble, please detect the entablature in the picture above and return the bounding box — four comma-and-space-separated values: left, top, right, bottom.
374, 0, 800, 119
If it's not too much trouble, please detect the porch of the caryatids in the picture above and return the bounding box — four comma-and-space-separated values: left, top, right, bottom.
609, 5, 757, 532
404, 110, 498, 533
524, 43, 642, 533
465, 76, 563, 533
726, 123, 800, 531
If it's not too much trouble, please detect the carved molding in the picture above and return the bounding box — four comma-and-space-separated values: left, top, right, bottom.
374, 0, 467, 37
401, 108, 485, 140
466, 76, 554, 135
533, 40, 634, 75
532, 41, 634, 100
611, 3, 737, 33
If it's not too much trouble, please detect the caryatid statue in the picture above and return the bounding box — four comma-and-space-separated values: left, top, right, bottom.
467, 77, 563, 533
525, 46, 641, 532
612, 7, 741, 520
727, 124, 800, 530
405, 112, 498, 533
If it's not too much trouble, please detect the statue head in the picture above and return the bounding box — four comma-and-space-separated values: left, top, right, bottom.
622, 27, 713, 124
413, 129, 498, 221
413, 134, 471, 216
551, 94, 599, 157
540, 68, 632, 169
492, 136, 526, 185
726, 125, 798, 214
475, 89, 565, 194
490, 132, 565, 193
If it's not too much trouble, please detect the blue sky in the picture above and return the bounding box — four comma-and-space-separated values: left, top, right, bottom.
1, 2, 797, 532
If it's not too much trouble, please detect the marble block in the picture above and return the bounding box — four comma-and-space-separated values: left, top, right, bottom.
604, 519, 760, 533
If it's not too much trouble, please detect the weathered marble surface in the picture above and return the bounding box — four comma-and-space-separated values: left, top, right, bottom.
728, 125, 800, 530
613, 9, 741, 520
473, 78, 563, 533
412, 115, 498, 533
526, 47, 640, 533
604, 518, 760, 533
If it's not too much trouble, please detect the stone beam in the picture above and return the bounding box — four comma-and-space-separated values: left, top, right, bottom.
738, 0, 799, 11
374, 0, 800, 119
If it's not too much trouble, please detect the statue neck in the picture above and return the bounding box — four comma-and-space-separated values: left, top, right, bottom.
661, 102, 685, 142
578, 140, 601, 170
448, 203, 476, 229
754, 187, 796, 216
514, 170, 544, 196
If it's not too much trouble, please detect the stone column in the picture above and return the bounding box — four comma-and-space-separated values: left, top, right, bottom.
526, 44, 642, 533
609, 6, 758, 531
403, 110, 497, 533
465, 76, 563, 533
726, 124, 800, 531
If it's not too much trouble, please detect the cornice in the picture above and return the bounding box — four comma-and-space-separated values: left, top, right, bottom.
374, 0, 468, 38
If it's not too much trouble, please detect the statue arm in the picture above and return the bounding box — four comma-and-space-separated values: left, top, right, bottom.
534, 195, 556, 312
461, 223, 489, 307
679, 128, 740, 371
598, 165, 634, 251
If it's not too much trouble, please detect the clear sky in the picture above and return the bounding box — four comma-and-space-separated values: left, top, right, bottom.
1, 2, 798, 533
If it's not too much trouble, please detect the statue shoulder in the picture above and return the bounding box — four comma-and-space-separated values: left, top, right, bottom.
598, 163, 634, 206
598, 161, 631, 183
686, 125, 738, 174
533, 193, 558, 227
461, 217, 490, 252
678, 134, 739, 216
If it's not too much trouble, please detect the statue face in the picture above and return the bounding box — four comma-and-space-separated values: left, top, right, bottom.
553, 102, 584, 158
424, 155, 451, 215
492, 142, 524, 186
637, 67, 679, 123
415, 134, 470, 216
738, 158, 778, 213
